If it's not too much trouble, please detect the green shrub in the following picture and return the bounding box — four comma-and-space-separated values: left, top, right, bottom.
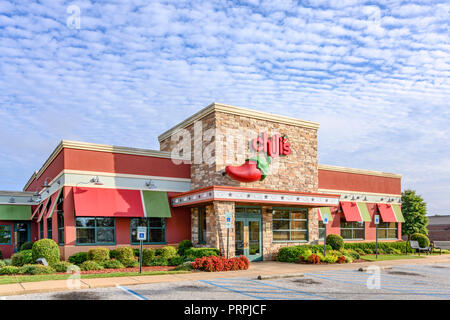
410, 233, 430, 248
115, 247, 135, 264
68, 252, 88, 265
109, 249, 117, 259
147, 256, 169, 266
173, 261, 193, 271
32, 239, 60, 266
385, 247, 401, 255
326, 234, 344, 250
0, 266, 21, 275
133, 248, 140, 257
0, 260, 5, 268
2, 259, 11, 266
142, 249, 155, 266
177, 240, 193, 256
19, 264, 55, 275
277, 245, 332, 263
340, 249, 360, 260
299, 249, 313, 261
343, 241, 413, 254
322, 254, 338, 263
87, 248, 110, 262
11, 250, 34, 266
123, 259, 139, 268
184, 247, 221, 260
53, 261, 73, 272
102, 259, 125, 269
168, 255, 184, 266
344, 255, 354, 263
80, 260, 104, 271
20, 241, 34, 251
155, 246, 177, 259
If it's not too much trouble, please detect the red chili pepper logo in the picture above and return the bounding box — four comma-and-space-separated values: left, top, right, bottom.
225, 160, 262, 183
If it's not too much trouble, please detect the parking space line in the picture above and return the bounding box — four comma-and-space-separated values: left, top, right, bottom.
115, 285, 148, 300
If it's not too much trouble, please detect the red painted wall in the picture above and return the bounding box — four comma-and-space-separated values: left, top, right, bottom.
64, 148, 191, 179
26, 151, 65, 192
166, 207, 191, 244
318, 169, 401, 195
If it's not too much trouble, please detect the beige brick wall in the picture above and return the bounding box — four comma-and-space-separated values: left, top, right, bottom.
160, 111, 318, 193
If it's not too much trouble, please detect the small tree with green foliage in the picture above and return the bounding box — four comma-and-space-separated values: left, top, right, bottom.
401, 190, 429, 252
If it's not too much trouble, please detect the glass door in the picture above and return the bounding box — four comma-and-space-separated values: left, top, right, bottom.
14, 222, 30, 252
235, 207, 262, 261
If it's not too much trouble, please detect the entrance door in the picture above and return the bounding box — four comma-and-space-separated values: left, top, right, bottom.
235, 208, 262, 261
14, 222, 30, 252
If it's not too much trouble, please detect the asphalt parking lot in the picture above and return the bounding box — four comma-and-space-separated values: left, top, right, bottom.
3, 262, 450, 300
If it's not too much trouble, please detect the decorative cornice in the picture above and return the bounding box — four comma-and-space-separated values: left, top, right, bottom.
158, 102, 320, 142
171, 185, 340, 207
318, 164, 402, 179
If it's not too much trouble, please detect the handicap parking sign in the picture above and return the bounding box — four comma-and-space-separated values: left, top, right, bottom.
225, 212, 233, 229
137, 226, 147, 240
374, 215, 380, 225
323, 216, 329, 225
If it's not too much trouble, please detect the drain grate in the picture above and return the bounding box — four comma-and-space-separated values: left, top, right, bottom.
291, 278, 321, 285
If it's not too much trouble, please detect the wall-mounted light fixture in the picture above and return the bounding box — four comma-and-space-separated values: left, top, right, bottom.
90, 176, 103, 185
8, 197, 15, 204
145, 180, 157, 189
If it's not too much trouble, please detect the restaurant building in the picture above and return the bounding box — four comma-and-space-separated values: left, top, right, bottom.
0, 103, 404, 260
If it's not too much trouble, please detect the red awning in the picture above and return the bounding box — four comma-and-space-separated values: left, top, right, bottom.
73, 187, 145, 217
377, 203, 397, 222
340, 201, 363, 222
36, 197, 50, 223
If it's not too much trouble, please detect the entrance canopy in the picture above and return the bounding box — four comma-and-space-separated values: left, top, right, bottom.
73, 187, 171, 218
377, 203, 405, 223
0, 205, 31, 220
340, 202, 372, 222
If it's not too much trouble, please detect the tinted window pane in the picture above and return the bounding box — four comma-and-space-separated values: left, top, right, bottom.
290, 231, 307, 241
149, 218, 163, 228
97, 228, 115, 243
273, 210, 289, 219
0, 226, 11, 244
291, 210, 307, 220
76, 228, 95, 244
96, 218, 114, 227
341, 229, 352, 239
149, 229, 164, 243
387, 229, 397, 239
273, 220, 289, 230
75, 218, 95, 227
377, 229, 387, 239
273, 231, 289, 241
354, 229, 364, 239
291, 220, 307, 230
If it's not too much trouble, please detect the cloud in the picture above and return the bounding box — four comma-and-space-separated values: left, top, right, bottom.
0, 0, 449, 214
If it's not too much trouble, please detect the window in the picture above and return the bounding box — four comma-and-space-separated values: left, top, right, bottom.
272, 208, 308, 242
56, 192, 64, 245
377, 222, 398, 239
47, 217, 52, 240
57, 211, 64, 245
340, 218, 365, 240
198, 207, 206, 244
318, 221, 326, 240
0, 225, 12, 245
39, 222, 44, 239
130, 218, 166, 244
76, 217, 115, 245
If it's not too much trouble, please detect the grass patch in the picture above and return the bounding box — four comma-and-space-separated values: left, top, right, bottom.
360, 254, 425, 262
0, 270, 191, 285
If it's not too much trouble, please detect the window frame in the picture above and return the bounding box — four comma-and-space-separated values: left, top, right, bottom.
130, 217, 166, 245
272, 207, 309, 243
198, 207, 206, 245
0, 225, 12, 245
47, 217, 52, 240
377, 222, 398, 240
340, 218, 365, 240
75, 217, 116, 246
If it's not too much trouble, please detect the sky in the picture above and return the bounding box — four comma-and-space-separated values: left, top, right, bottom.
0, 0, 449, 215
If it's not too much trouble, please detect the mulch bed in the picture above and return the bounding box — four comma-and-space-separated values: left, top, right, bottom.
80, 266, 177, 274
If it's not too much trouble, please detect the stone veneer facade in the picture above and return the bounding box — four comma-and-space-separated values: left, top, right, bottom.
160, 105, 321, 260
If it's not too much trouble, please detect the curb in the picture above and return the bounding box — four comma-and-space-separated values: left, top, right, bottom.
257, 272, 304, 280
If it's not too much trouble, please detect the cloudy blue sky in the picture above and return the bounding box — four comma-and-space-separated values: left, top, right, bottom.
0, 0, 448, 215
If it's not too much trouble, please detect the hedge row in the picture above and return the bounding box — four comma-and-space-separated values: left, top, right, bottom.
343, 241, 414, 254
277, 245, 332, 262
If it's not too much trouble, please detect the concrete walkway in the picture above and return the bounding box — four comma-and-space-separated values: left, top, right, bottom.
1, 254, 449, 297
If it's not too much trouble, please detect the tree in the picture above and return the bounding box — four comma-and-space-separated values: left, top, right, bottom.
401, 189, 429, 237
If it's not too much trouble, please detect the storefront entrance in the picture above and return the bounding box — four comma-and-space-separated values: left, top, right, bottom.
14, 222, 30, 252
235, 207, 262, 261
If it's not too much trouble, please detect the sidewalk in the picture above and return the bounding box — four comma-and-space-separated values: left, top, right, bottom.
1, 254, 449, 297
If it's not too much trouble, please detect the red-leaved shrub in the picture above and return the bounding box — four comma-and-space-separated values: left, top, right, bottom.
307, 254, 321, 264
337, 256, 346, 264
192, 255, 250, 272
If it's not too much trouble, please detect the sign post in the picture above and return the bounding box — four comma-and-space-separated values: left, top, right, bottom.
374, 215, 380, 259
137, 226, 147, 274
225, 212, 233, 258
323, 215, 329, 256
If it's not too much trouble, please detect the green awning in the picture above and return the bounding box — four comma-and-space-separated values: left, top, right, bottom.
46, 188, 63, 219
0, 205, 32, 220
141, 191, 172, 218
356, 202, 372, 222
392, 204, 405, 223
318, 207, 333, 222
